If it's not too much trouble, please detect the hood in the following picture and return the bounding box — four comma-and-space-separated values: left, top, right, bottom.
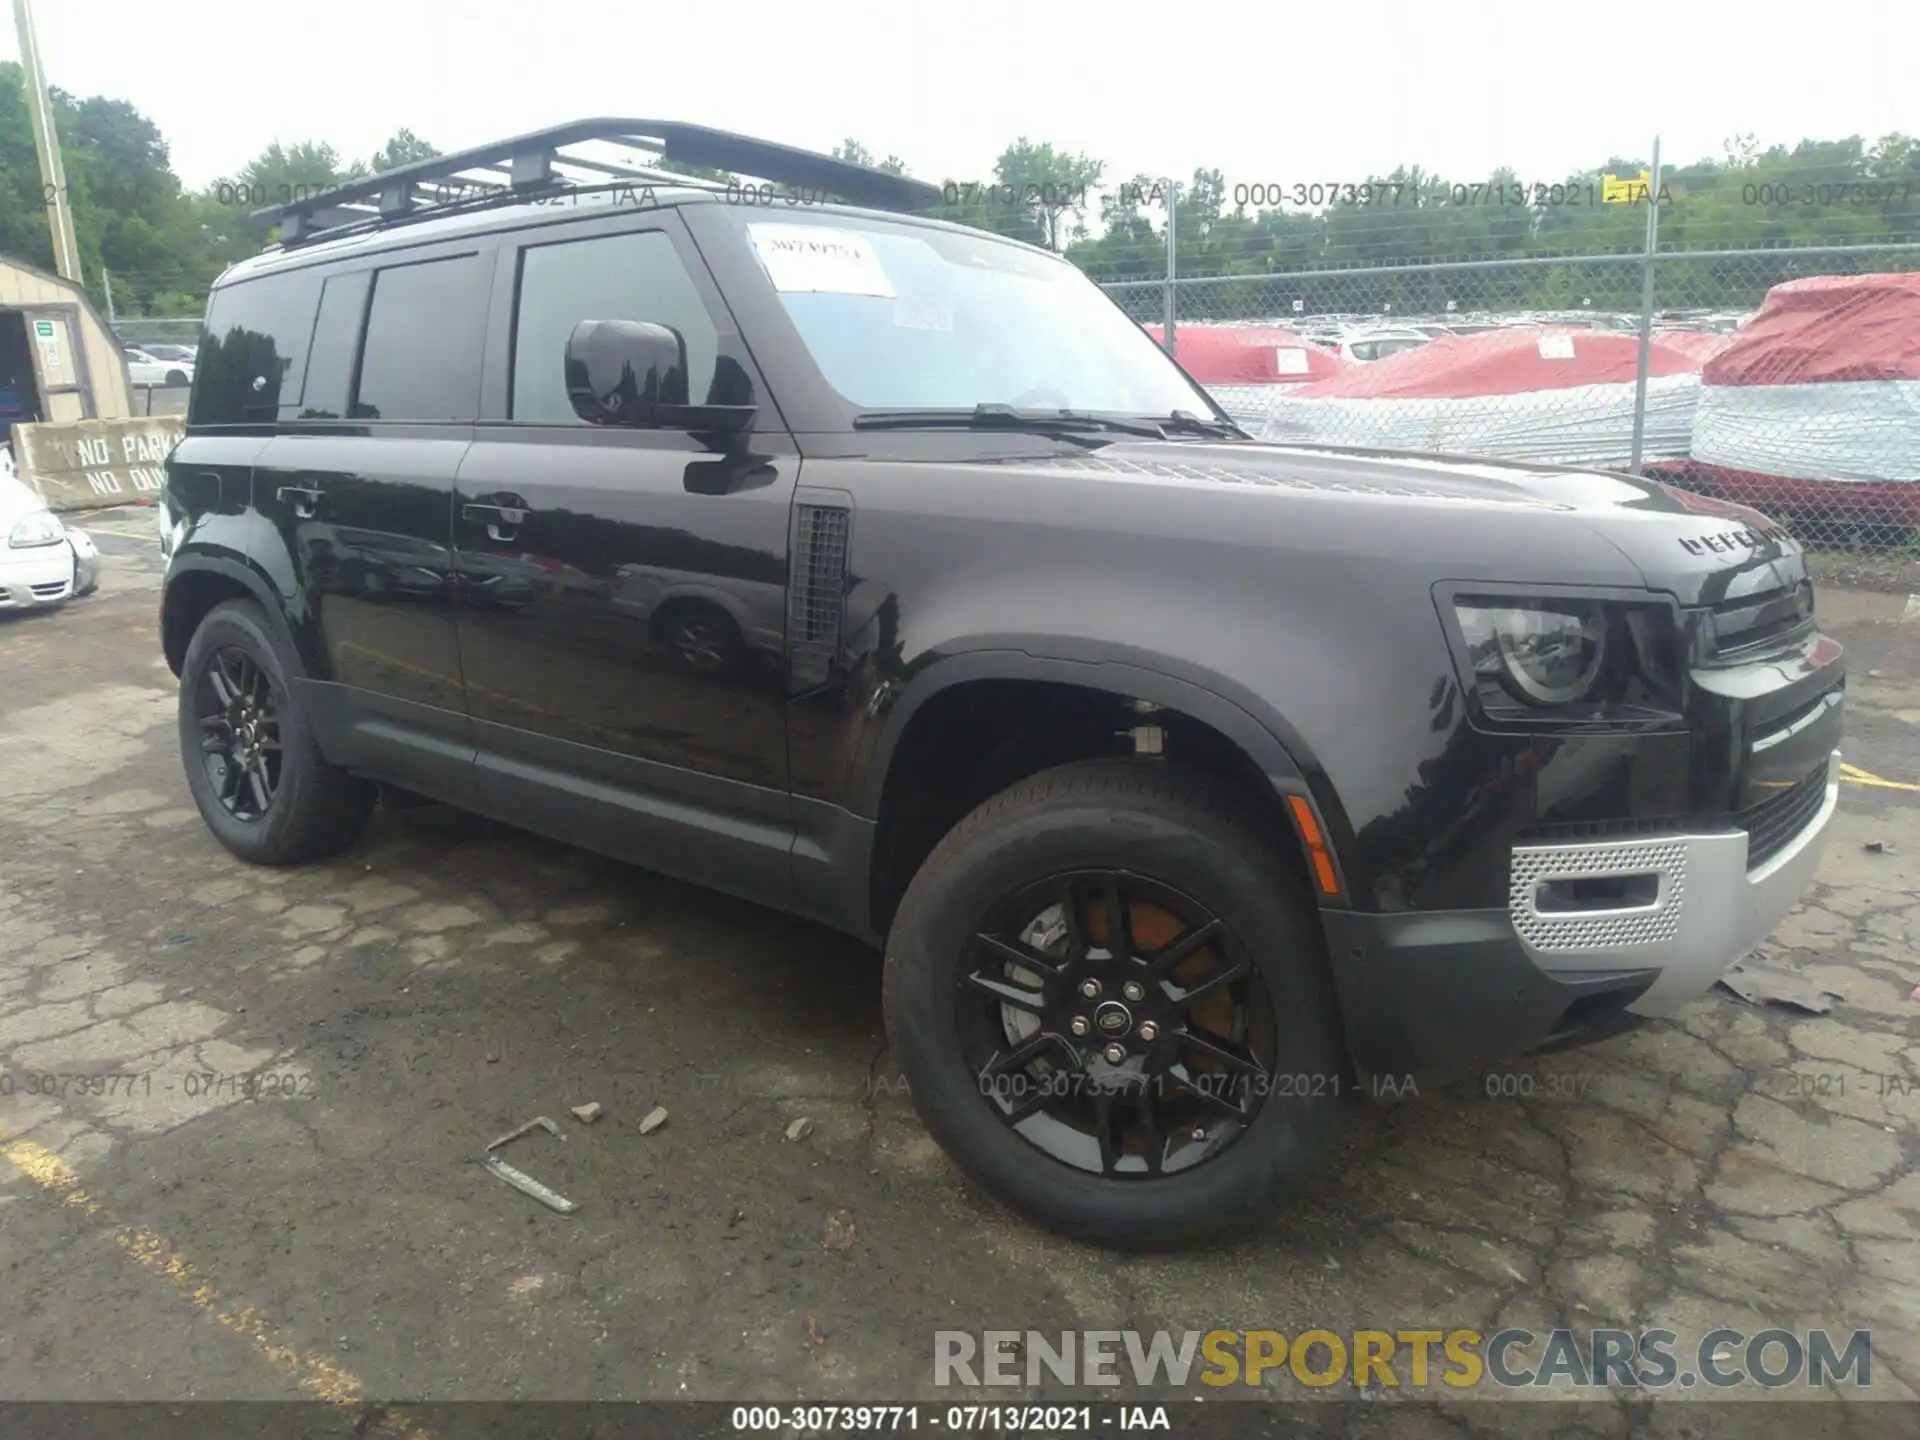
995, 439, 1806, 607
0, 473, 52, 530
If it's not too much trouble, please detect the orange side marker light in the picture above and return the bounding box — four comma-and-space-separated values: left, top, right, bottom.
1286, 793, 1342, 897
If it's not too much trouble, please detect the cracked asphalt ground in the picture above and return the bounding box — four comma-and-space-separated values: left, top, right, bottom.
1, 509, 1916, 1425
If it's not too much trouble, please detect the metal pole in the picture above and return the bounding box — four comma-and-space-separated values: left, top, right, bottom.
1161, 178, 1178, 356
103, 268, 117, 327
1627, 136, 1663, 475
12, 0, 83, 282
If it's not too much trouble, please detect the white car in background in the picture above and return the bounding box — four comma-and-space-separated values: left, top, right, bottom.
0, 467, 100, 611
122, 345, 194, 388
1328, 329, 1433, 363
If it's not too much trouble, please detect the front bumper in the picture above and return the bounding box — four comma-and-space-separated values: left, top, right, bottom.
1320, 750, 1841, 1087
0, 542, 75, 609
1511, 749, 1840, 1016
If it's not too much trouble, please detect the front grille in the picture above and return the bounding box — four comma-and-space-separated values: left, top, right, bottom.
1739, 763, 1829, 870
1708, 581, 1814, 661
1522, 759, 1829, 867
30, 580, 71, 599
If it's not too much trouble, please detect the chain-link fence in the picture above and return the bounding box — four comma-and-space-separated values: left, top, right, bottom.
105, 158, 1920, 556
1102, 237, 1920, 554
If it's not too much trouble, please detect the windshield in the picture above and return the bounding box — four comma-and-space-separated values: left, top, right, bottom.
737, 213, 1216, 417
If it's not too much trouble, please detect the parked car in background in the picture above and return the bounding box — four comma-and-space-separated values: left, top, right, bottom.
143, 343, 200, 365
1, 469, 101, 611
1329, 328, 1431, 363
123, 346, 194, 387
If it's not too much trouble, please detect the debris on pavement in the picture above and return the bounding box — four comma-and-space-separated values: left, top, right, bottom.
822, 1210, 856, 1252
1717, 960, 1843, 1015
804, 1311, 827, 1350
482, 1116, 578, 1215
569, 1102, 603, 1124
785, 1117, 814, 1143
639, 1105, 669, 1134
1863, 840, 1888, 854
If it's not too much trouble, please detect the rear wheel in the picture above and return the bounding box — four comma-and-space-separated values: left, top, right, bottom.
883, 760, 1348, 1249
178, 599, 374, 864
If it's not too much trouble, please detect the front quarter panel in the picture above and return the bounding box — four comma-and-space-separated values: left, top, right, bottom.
796, 449, 1652, 912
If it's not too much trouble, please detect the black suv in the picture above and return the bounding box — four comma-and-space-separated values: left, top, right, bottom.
159, 122, 1844, 1249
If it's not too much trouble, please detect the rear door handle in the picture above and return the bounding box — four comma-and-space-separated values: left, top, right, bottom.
276, 485, 323, 519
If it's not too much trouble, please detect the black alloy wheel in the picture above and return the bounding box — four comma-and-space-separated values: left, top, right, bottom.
194, 645, 283, 821
959, 870, 1276, 1178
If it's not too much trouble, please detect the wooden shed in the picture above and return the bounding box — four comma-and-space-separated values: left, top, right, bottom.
0, 255, 133, 446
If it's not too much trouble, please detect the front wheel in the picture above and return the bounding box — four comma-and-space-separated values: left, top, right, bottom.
883, 761, 1348, 1250
177, 599, 374, 864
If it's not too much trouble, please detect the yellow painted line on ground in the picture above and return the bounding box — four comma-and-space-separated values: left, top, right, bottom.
1841, 762, 1920, 794
1, 1138, 429, 1434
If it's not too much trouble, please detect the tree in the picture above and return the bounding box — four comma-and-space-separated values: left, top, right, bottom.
831, 139, 907, 175
367, 128, 440, 173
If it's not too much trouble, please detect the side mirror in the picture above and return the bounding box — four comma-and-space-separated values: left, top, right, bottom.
563, 320, 759, 435
565, 319, 687, 426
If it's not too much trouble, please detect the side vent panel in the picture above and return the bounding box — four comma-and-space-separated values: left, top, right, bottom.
789, 499, 852, 688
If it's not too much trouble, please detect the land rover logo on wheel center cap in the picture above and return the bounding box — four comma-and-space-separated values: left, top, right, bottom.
1093, 1002, 1131, 1035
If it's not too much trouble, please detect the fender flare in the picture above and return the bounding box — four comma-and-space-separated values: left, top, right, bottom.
858, 640, 1331, 820
161, 551, 301, 674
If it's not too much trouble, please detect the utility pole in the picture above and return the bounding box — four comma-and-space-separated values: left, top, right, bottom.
102, 267, 117, 326
1626, 135, 1664, 476
1161, 179, 1178, 357
13, 0, 83, 282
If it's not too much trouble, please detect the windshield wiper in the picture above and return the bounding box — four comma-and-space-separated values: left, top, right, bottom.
852, 404, 1170, 444
1161, 409, 1250, 440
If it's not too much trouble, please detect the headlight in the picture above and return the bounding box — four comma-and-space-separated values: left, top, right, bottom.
8, 509, 65, 548
1457, 601, 1607, 705
1446, 591, 1686, 726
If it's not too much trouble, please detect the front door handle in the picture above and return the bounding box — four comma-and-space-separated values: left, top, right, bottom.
276, 485, 323, 519
462, 502, 528, 543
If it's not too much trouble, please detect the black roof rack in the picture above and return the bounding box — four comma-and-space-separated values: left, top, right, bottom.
253, 118, 945, 247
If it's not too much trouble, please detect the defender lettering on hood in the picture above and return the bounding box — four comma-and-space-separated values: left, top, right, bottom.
1677, 523, 1795, 558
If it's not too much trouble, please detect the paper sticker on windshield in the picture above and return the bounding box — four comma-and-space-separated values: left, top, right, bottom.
1273, 347, 1310, 376
893, 298, 953, 332
1537, 332, 1576, 359
750, 225, 895, 297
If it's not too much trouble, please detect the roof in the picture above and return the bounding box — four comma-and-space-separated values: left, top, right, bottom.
1702, 272, 1920, 387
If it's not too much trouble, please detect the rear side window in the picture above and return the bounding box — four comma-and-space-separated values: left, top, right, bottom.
297, 270, 372, 419
352, 254, 487, 421
510, 230, 719, 423
190, 272, 322, 425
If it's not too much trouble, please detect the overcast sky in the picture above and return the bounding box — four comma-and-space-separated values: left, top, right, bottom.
9, 0, 1916, 194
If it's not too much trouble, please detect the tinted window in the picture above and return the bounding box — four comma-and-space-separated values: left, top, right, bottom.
353, 255, 486, 421
298, 270, 372, 419
190, 271, 322, 425
511, 230, 719, 423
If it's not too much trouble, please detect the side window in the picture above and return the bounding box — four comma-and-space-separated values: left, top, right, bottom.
189, 271, 323, 426
297, 270, 372, 419
510, 229, 720, 424
353, 254, 486, 421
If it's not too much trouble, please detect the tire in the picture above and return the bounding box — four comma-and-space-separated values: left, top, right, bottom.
883, 760, 1348, 1251
177, 598, 374, 864
165, 369, 189, 387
